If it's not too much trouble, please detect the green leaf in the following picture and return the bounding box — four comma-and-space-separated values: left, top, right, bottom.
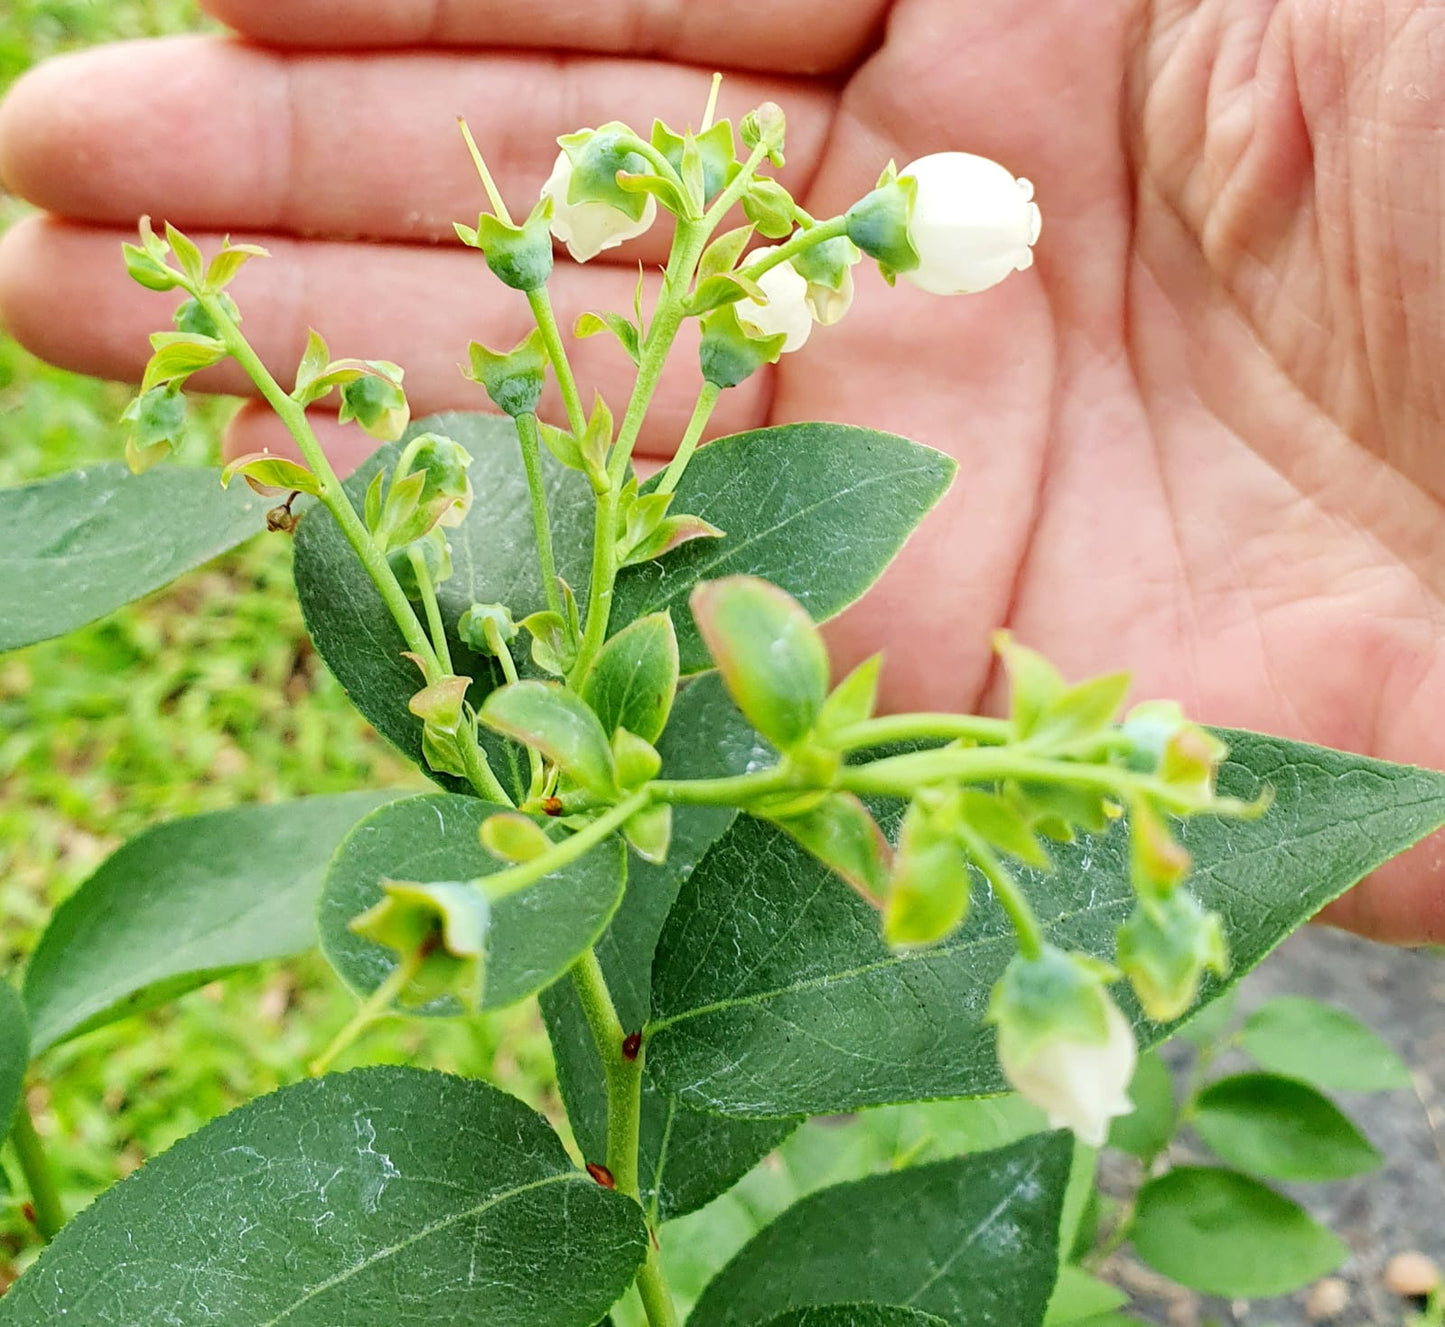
480, 681, 618, 799
646, 731, 1445, 1117
761, 1311, 950, 1327
1239, 996, 1411, 1092
21, 792, 398, 1055
0, 1067, 647, 1325
1045, 1266, 1128, 1324
582, 613, 680, 744
1192, 1072, 1382, 1181
539, 675, 795, 1221
691, 575, 830, 750
1105, 1051, 1175, 1161
292, 413, 595, 798
320, 793, 625, 1014
220, 450, 322, 496
1129, 1166, 1346, 1298
611, 424, 955, 673
140, 331, 227, 392
770, 793, 891, 899
0, 982, 27, 1137
688, 1133, 1072, 1327
0, 464, 264, 653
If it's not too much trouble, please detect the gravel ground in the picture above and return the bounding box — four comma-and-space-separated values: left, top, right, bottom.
1102, 926, 1445, 1326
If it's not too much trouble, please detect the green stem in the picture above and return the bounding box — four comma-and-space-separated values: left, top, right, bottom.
459, 724, 514, 806
570, 949, 641, 1194
656, 380, 721, 496
201, 294, 440, 675
526, 288, 588, 440
10, 1096, 63, 1242
482, 790, 649, 903
569, 950, 679, 1327
487, 620, 544, 798
955, 822, 1044, 960
739, 213, 850, 280
409, 547, 454, 675
513, 413, 565, 620
568, 482, 619, 689
310, 947, 424, 1076
648, 765, 793, 807
830, 712, 1014, 751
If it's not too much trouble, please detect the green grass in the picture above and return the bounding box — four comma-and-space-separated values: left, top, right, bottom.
0, 2, 558, 1287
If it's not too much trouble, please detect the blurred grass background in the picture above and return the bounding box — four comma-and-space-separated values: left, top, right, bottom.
0, 0, 557, 1285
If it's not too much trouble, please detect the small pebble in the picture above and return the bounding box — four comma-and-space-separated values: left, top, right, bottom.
1384, 1250, 1441, 1298
1304, 1276, 1349, 1320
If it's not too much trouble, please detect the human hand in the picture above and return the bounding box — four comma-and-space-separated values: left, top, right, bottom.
1, 0, 1441, 942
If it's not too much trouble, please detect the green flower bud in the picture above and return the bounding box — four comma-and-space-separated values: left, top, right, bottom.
403, 432, 474, 529
791, 236, 861, 325
458, 603, 518, 657
338, 362, 410, 442
466, 327, 548, 418
883, 793, 973, 947
459, 198, 554, 292
1116, 891, 1229, 1023
698, 302, 788, 389
990, 946, 1136, 1146
844, 165, 920, 285
740, 102, 787, 167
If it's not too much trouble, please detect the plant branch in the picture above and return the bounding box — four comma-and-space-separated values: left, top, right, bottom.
481, 790, 649, 903
656, 381, 721, 496
200, 293, 440, 675
513, 413, 565, 620
10, 1095, 63, 1242
829, 713, 1014, 751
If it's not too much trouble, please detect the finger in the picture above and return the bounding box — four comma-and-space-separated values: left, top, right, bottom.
0, 37, 836, 257
198, 0, 888, 76
1318, 844, 1445, 948
0, 216, 771, 454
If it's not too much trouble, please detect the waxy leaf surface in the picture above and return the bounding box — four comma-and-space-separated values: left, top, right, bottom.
762, 1311, 950, 1327
0, 1067, 648, 1326
540, 675, 795, 1221
688, 1132, 1072, 1327
647, 732, 1445, 1116
22, 792, 400, 1054
320, 793, 625, 1012
292, 413, 594, 796
0, 463, 262, 652
611, 423, 955, 673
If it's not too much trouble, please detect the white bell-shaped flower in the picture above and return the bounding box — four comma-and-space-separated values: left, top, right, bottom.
899, 152, 1042, 295
736, 248, 813, 353
540, 151, 657, 263
803, 266, 853, 326
998, 995, 1136, 1147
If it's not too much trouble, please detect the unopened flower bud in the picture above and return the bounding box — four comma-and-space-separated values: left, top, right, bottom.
741, 103, 787, 166
736, 248, 813, 353
542, 128, 658, 262
1117, 890, 1229, 1023
990, 946, 1136, 1146
389, 529, 453, 600
458, 602, 518, 657
896, 152, 1042, 296
792, 236, 860, 325
698, 303, 788, 389
466, 328, 548, 418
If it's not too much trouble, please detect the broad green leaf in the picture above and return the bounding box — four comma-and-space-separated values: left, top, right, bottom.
623, 1097, 1050, 1327
611, 423, 956, 673
646, 731, 1445, 1117
1239, 996, 1411, 1092
0, 1067, 647, 1325
320, 793, 625, 1013
1129, 1167, 1346, 1298
481, 681, 618, 798
688, 1133, 1071, 1327
762, 1311, 950, 1327
1192, 1072, 1381, 1181
0, 982, 27, 1137
1045, 1267, 1128, 1324
22, 792, 398, 1055
0, 463, 264, 653
691, 575, 830, 750
292, 413, 595, 797
1106, 1051, 1175, 1161
582, 612, 680, 743
540, 676, 794, 1221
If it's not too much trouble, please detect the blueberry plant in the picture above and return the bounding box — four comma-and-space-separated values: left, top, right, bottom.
3, 81, 1445, 1327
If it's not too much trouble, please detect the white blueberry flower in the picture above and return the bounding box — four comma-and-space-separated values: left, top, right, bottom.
540, 150, 657, 263
998, 993, 1136, 1147
736, 247, 813, 353
899, 151, 1042, 295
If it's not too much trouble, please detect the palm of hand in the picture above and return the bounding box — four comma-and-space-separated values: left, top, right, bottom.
0, 0, 1439, 939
